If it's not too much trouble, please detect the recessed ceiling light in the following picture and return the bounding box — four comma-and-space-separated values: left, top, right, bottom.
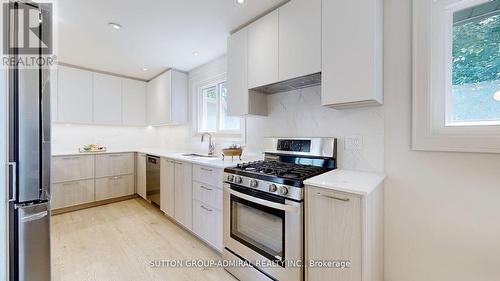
143, 68, 148, 71
494, 90, 500, 102
108, 22, 122, 30
192, 52, 199, 56
236, 0, 245, 4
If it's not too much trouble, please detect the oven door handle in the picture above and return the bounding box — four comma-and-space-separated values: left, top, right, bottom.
225, 187, 299, 213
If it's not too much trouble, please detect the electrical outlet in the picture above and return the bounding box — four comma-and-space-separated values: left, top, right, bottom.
344, 135, 363, 150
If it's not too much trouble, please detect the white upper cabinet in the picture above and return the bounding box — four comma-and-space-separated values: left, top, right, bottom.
227, 28, 268, 117
57, 66, 93, 123
93, 73, 123, 125
247, 10, 279, 89
278, 0, 321, 81
147, 69, 188, 126
321, 0, 383, 109
227, 28, 248, 117
122, 78, 147, 126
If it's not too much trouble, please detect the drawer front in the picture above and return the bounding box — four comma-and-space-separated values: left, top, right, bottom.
192, 181, 222, 210
95, 174, 134, 201
95, 153, 134, 178
51, 179, 95, 209
193, 164, 223, 188
192, 199, 223, 251
52, 155, 94, 183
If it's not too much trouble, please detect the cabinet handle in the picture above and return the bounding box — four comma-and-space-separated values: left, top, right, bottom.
62, 182, 77, 187
200, 185, 213, 191
61, 157, 79, 160
200, 205, 213, 212
200, 167, 212, 172
111, 176, 121, 180
174, 162, 183, 165
318, 193, 350, 202
109, 154, 123, 157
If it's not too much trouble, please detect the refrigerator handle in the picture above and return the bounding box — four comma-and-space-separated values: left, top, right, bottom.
8, 162, 17, 202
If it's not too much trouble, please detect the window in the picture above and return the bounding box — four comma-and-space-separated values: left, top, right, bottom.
448, 1, 500, 126
197, 81, 241, 134
412, 0, 500, 153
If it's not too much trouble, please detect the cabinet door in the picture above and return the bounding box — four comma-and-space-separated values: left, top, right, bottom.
160, 158, 175, 216
227, 28, 249, 116
52, 155, 94, 183
93, 73, 122, 125
193, 199, 223, 251
174, 161, 193, 230
51, 179, 95, 209
170, 70, 188, 124
147, 71, 171, 125
57, 66, 93, 123
321, 0, 383, 107
95, 174, 134, 201
95, 153, 134, 178
247, 10, 279, 88
122, 79, 147, 126
306, 187, 362, 281
279, 0, 321, 81
136, 153, 147, 199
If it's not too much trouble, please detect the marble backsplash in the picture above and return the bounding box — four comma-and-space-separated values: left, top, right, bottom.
244, 85, 385, 173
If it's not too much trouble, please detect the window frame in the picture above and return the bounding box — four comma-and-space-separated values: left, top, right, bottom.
195, 77, 243, 136
412, 0, 500, 153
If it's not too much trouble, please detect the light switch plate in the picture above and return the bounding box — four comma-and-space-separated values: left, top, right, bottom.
345, 135, 363, 150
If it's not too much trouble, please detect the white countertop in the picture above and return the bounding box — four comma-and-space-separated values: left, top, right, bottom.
52, 149, 262, 169
304, 169, 386, 196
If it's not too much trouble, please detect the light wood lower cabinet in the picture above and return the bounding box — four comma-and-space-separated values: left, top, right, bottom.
306, 185, 383, 281
136, 153, 147, 199
173, 160, 193, 230
193, 199, 223, 251
51, 179, 95, 209
95, 153, 134, 178
52, 155, 94, 183
95, 174, 134, 201
160, 158, 175, 217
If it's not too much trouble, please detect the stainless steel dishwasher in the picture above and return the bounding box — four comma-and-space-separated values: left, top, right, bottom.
146, 155, 161, 206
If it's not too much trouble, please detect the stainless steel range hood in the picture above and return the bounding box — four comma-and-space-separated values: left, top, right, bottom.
250, 72, 321, 94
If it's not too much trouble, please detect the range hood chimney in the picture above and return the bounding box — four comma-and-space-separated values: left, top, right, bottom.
250, 73, 321, 94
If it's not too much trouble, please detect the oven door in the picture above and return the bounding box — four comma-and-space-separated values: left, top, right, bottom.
223, 183, 303, 281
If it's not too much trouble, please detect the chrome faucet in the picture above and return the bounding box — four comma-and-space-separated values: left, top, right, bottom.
201, 133, 215, 156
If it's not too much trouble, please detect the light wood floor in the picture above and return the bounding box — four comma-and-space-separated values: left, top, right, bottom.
51, 198, 237, 281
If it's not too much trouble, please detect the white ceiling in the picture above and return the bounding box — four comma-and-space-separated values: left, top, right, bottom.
54, 0, 285, 80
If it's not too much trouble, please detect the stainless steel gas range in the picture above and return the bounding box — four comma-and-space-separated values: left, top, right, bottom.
223, 137, 337, 281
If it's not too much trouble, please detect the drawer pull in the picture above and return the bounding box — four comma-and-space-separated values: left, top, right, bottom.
111, 176, 121, 180
61, 157, 79, 160
200, 185, 213, 191
62, 182, 77, 187
200, 167, 213, 172
200, 205, 213, 212
318, 193, 350, 202
175, 162, 183, 165
108, 154, 123, 157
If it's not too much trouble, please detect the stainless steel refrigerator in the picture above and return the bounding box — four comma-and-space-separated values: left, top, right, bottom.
7, 1, 52, 281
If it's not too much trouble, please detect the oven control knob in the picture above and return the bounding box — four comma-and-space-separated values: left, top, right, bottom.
235, 176, 243, 184
250, 179, 259, 188
279, 186, 289, 195
227, 175, 234, 182
268, 184, 278, 193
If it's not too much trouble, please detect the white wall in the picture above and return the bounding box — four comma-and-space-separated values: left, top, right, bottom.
384, 0, 500, 280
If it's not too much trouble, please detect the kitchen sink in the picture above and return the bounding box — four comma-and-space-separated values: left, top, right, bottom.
181, 153, 219, 158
